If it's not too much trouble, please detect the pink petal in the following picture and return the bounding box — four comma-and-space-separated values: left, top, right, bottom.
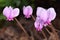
47, 8, 56, 22
23, 6, 33, 18
36, 7, 48, 22
43, 22, 48, 27
9, 6, 13, 12
34, 21, 43, 31
34, 21, 40, 31
3, 6, 10, 18
27, 6, 33, 15
11, 8, 20, 18
8, 6, 13, 18
39, 23, 43, 31
34, 17, 44, 31
23, 6, 28, 16
7, 18, 13, 21
34, 17, 40, 30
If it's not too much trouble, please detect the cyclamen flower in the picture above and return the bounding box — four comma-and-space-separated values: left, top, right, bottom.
34, 17, 44, 31
3, 6, 20, 21
23, 6, 33, 18
34, 7, 56, 31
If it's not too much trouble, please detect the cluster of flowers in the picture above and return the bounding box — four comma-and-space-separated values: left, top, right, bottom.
3, 6, 56, 31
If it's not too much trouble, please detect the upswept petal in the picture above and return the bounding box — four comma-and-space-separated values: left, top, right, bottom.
36, 7, 48, 22
34, 17, 44, 31
11, 8, 20, 18
3, 6, 10, 18
23, 6, 33, 18
47, 8, 56, 22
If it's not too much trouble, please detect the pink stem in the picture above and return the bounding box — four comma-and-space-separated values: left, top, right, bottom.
45, 28, 51, 35
15, 18, 29, 36
41, 30, 47, 39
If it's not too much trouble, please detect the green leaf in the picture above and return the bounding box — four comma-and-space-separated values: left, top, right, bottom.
0, 13, 6, 20
13, 0, 21, 7
19, 0, 29, 8
0, 0, 15, 7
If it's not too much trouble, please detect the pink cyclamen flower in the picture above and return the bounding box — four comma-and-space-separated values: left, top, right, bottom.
34, 7, 56, 31
34, 17, 44, 31
23, 6, 33, 18
3, 6, 20, 21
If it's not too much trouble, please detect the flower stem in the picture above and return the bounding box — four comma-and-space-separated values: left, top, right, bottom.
31, 15, 35, 20
15, 18, 29, 36
45, 28, 51, 35
48, 24, 59, 40
30, 31, 34, 40
41, 30, 47, 39
34, 29, 41, 40
31, 15, 47, 39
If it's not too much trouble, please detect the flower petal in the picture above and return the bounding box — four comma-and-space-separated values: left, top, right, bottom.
27, 6, 33, 15
36, 7, 48, 22
23, 6, 33, 18
34, 21, 43, 31
39, 23, 43, 31
47, 8, 56, 22
3, 6, 10, 18
34, 21, 40, 31
11, 8, 20, 18
9, 6, 13, 12
34, 17, 44, 31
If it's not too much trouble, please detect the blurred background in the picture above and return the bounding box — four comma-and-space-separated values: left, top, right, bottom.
0, 0, 60, 40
